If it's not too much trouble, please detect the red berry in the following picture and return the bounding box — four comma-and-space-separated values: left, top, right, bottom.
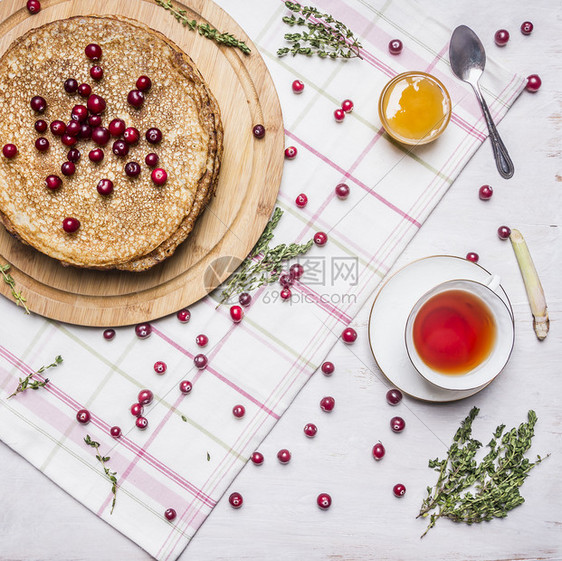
78, 83, 92, 98
123, 127, 140, 145
97, 179, 114, 196
314, 232, 328, 246
72, 104, 89, 122
62, 217, 80, 233
136, 76, 152, 91
389, 39, 403, 55
232, 405, 245, 418
2, 144, 17, 158
146, 128, 162, 144
295, 193, 308, 208
50, 120, 66, 136
154, 361, 167, 374
251, 452, 264, 465
320, 396, 335, 412
34, 119, 48, 133
317, 493, 332, 510
177, 308, 191, 323
110, 426, 121, 438
127, 90, 145, 108
30, 96, 46, 113
390, 416, 405, 433
229, 492, 243, 509
466, 252, 479, 263
151, 168, 167, 186
494, 29, 510, 46
136, 416, 148, 430
279, 273, 293, 287
64, 78, 78, 94
90, 66, 104, 81
145, 153, 159, 168
89, 148, 104, 163
386, 388, 403, 405
341, 99, 354, 113
280, 288, 292, 300
87, 94, 106, 114
520, 21, 534, 35
292, 80, 304, 94
125, 161, 141, 178
335, 183, 350, 199
321, 361, 335, 376
35, 137, 49, 152
497, 225, 511, 240
334, 108, 345, 122
164, 508, 176, 521
230, 305, 244, 323
526, 74, 542, 93
85, 43, 102, 60
284, 146, 297, 159
179, 380, 193, 394
135, 322, 152, 339
109, 118, 126, 137
66, 121, 81, 137
88, 114, 102, 127
112, 140, 129, 157
304, 423, 317, 437
372, 442, 385, 460
26, 0, 41, 14
393, 483, 406, 497
194, 353, 208, 369
196, 334, 208, 347
61, 134, 77, 147
138, 389, 153, 405
61, 161, 75, 176
79, 124, 92, 139
130, 402, 144, 417
45, 175, 62, 190
341, 327, 357, 344
252, 124, 265, 138
277, 449, 291, 464
76, 409, 90, 424
92, 126, 110, 146
478, 184, 493, 200
238, 292, 251, 307
103, 328, 115, 340
289, 263, 304, 279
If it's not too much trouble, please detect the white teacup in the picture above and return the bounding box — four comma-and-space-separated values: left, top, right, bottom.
404, 276, 514, 391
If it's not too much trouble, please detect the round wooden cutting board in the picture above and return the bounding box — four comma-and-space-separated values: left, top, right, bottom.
0, 0, 284, 326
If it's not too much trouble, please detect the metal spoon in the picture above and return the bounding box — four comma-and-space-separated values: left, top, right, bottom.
449, 25, 514, 179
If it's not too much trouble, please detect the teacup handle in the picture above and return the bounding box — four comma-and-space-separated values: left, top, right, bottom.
485, 274, 501, 293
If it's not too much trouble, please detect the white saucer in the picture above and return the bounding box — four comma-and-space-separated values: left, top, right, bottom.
368, 255, 514, 402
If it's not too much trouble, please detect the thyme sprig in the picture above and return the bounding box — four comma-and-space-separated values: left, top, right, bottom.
154, 0, 251, 55
84, 435, 118, 515
8, 355, 63, 399
0, 263, 30, 314
277, 1, 363, 59
418, 407, 548, 538
219, 208, 313, 304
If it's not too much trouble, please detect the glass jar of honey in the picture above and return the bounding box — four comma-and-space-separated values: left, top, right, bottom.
378, 71, 451, 145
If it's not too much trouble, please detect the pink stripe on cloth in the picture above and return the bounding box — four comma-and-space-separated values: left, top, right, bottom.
291, 280, 352, 325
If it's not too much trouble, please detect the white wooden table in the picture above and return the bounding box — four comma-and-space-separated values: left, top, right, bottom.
1, 0, 560, 559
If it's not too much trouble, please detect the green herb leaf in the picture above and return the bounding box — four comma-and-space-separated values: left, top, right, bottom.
1, 263, 30, 314
207, 452, 211, 461
7, 355, 63, 399
84, 434, 118, 514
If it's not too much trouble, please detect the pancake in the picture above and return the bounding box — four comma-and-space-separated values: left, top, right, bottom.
0, 15, 223, 271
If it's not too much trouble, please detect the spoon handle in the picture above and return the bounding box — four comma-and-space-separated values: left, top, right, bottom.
473, 83, 514, 179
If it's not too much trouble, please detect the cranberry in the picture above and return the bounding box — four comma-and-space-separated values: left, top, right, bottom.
125, 162, 141, 177
150, 168, 166, 185
284, 146, 297, 159
478, 184, 493, 200
92, 127, 110, 146
76, 409, 90, 424
61, 162, 75, 176
87, 94, 106, 114
109, 119, 126, 137
85, 43, 102, 60
136, 76, 152, 91
520, 21, 534, 35
280, 288, 292, 300
80, 124, 92, 139
232, 405, 245, 418
50, 120, 66, 136
62, 217, 80, 233
67, 148, 81, 162
30, 96, 46, 113
138, 389, 154, 405
292, 80, 304, 94
252, 124, 265, 138
88, 114, 102, 127
390, 416, 405, 433
386, 388, 403, 405
341, 99, 354, 113
320, 396, 335, 412
304, 423, 317, 437
61, 134, 76, 147
321, 361, 335, 376
389, 39, 403, 55
196, 334, 208, 347
466, 252, 479, 263
113, 140, 129, 157
334, 108, 345, 122
146, 127, 162, 144
103, 328, 115, 340
393, 483, 406, 497
90, 66, 103, 81
177, 308, 191, 323
335, 183, 350, 199
64, 78, 78, 94
110, 426, 121, 438
230, 305, 244, 323
131, 402, 144, 417
295, 193, 308, 208
179, 380, 193, 394
71, 104, 88, 122
26, 0, 41, 14
135, 322, 152, 339
145, 153, 159, 168
34, 119, 48, 133
279, 272, 293, 287
317, 493, 332, 510
341, 327, 357, 344
372, 442, 385, 460
154, 361, 167, 374
238, 292, 251, 307
229, 492, 243, 509
251, 452, 264, 465
194, 353, 208, 369
277, 449, 291, 464
35, 137, 49, 152
526, 74, 542, 93
78, 83, 92, 98
314, 232, 328, 246
89, 148, 104, 163
497, 225, 511, 240
127, 90, 145, 108
45, 175, 62, 190
164, 508, 176, 521
66, 121, 81, 137
97, 179, 114, 196
289, 263, 304, 279
136, 416, 148, 430
494, 29, 510, 46
123, 127, 140, 144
